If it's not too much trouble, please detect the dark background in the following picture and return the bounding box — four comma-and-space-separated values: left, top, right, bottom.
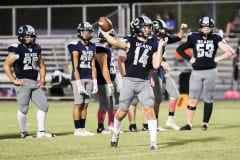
0, 0, 239, 36
0, 0, 216, 6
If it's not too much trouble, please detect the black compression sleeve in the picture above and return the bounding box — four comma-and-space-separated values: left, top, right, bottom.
168, 36, 181, 44
176, 42, 192, 61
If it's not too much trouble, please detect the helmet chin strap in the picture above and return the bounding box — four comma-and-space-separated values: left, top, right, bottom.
199, 28, 213, 37
80, 38, 89, 45
24, 41, 34, 48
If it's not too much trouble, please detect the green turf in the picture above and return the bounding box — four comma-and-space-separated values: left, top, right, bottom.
0, 100, 240, 160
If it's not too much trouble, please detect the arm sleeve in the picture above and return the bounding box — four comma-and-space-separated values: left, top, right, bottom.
167, 35, 181, 44
176, 41, 192, 61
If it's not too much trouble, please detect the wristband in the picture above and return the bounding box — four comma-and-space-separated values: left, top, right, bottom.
93, 79, 97, 86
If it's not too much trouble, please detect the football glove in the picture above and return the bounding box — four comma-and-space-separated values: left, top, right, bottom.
92, 79, 98, 94
180, 23, 188, 32
107, 83, 114, 96
76, 80, 89, 95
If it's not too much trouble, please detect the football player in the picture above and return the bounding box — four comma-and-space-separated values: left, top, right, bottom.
151, 19, 188, 131
94, 30, 117, 134
177, 16, 234, 131
68, 22, 97, 136
4, 25, 55, 138
117, 24, 150, 132
101, 15, 168, 150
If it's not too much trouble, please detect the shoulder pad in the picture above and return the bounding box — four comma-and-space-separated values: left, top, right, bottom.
88, 41, 95, 46
119, 37, 128, 43
90, 38, 99, 44
188, 32, 195, 36
9, 43, 19, 48
96, 42, 107, 48
212, 33, 221, 37
34, 43, 41, 49
68, 40, 78, 45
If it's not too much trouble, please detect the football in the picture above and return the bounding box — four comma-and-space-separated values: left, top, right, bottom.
98, 17, 113, 32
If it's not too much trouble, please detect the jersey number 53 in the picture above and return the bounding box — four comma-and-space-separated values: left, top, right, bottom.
196, 43, 214, 58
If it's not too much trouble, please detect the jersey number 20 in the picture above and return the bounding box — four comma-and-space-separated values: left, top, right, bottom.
23, 56, 38, 70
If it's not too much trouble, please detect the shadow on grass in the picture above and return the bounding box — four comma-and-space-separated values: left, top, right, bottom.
212, 124, 240, 129
0, 131, 73, 140
0, 133, 20, 139
160, 136, 223, 148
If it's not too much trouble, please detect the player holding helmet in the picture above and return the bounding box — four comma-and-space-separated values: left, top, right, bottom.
100, 15, 168, 150
177, 16, 234, 131
68, 22, 97, 136
4, 25, 55, 138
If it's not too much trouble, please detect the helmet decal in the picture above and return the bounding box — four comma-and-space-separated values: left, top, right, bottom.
77, 22, 93, 41
130, 16, 153, 37
17, 25, 36, 47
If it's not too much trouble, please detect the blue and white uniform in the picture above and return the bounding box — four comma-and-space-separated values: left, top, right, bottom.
177, 32, 222, 102
68, 40, 96, 104
119, 36, 159, 111
8, 43, 48, 113
95, 39, 118, 111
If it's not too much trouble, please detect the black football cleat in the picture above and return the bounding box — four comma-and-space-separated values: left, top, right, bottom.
202, 124, 208, 131
180, 124, 192, 131
97, 127, 105, 133
110, 132, 119, 148
110, 141, 118, 147
142, 123, 148, 131
129, 124, 137, 132
150, 145, 158, 150
20, 131, 32, 139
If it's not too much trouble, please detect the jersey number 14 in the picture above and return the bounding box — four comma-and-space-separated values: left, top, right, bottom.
133, 47, 149, 67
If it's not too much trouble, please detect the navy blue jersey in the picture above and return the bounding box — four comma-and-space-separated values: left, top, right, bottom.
178, 32, 222, 70
124, 36, 158, 79
68, 40, 96, 80
8, 43, 41, 80
95, 39, 116, 85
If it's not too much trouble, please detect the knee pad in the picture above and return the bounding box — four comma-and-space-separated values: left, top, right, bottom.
38, 105, 49, 112
187, 105, 196, 110
19, 105, 29, 114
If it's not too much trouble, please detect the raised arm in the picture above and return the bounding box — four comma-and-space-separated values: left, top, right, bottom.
152, 38, 168, 69
100, 29, 130, 51
177, 23, 188, 39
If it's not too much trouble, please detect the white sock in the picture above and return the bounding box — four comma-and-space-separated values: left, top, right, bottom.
17, 111, 27, 132
113, 117, 121, 135
168, 116, 174, 120
148, 120, 157, 146
37, 110, 46, 132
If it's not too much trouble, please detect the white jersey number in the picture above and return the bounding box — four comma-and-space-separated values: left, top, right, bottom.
133, 47, 149, 67
79, 51, 93, 68
23, 56, 38, 70
196, 43, 214, 58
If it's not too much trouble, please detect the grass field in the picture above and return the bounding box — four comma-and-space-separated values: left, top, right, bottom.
0, 100, 240, 160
